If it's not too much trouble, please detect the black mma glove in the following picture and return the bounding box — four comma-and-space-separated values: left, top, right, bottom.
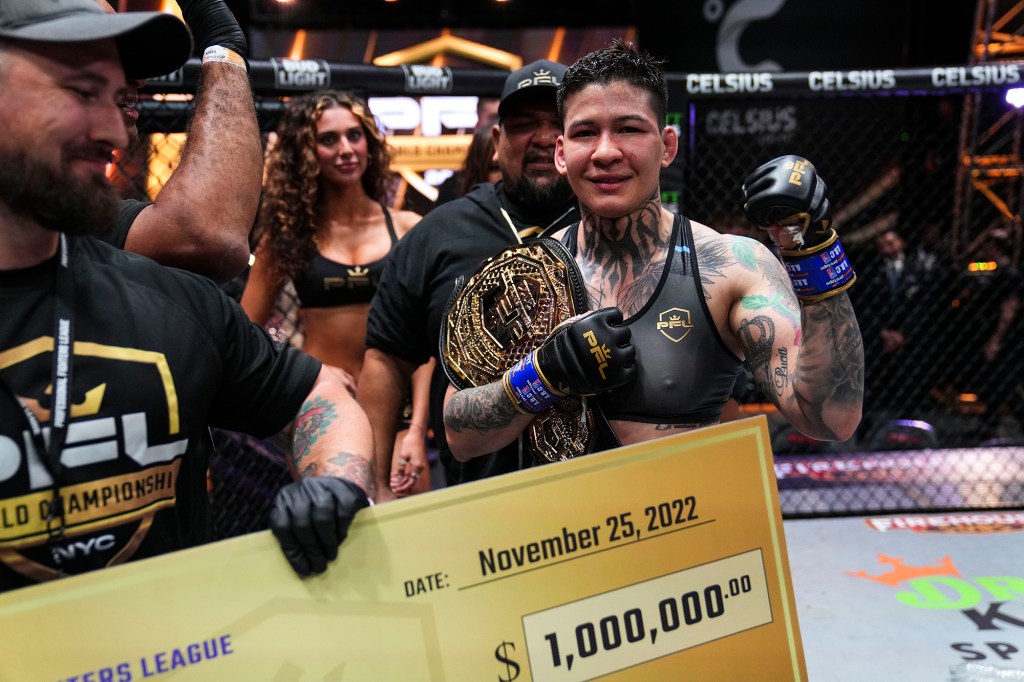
502, 307, 636, 414
269, 477, 369, 577
177, 0, 248, 58
741, 155, 856, 303
741, 154, 832, 251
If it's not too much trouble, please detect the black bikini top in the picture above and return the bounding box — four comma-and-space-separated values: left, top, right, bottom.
292, 204, 398, 308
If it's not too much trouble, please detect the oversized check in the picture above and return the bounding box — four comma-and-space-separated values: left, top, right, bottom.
0, 416, 806, 681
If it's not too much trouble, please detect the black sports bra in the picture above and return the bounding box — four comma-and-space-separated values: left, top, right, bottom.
560, 215, 743, 424
292, 204, 398, 309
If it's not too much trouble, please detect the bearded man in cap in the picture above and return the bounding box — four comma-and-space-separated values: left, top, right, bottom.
0, 0, 373, 592
360, 59, 578, 497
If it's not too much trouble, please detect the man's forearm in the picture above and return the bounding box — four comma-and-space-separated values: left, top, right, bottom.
175, 62, 261, 266
358, 349, 415, 496
126, 62, 260, 281
272, 365, 373, 577
292, 367, 375, 497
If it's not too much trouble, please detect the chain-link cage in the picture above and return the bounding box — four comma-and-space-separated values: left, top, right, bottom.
115, 62, 1024, 532
677, 81, 1024, 516
682, 94, 969, 437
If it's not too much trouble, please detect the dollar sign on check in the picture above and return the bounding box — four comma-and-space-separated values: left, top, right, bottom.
495, 640, 521, 681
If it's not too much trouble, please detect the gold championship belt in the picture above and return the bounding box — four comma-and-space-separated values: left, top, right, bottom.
441, 238, 601, 463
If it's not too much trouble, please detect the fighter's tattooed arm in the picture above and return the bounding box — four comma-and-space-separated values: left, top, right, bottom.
750, 250, 802, 328
291, 396, 334, 467
444, 383, 536, 461
739, 314, 781, 399
446, 384, 521, 433
788, 293, 864, 439
733, 240, 863, 441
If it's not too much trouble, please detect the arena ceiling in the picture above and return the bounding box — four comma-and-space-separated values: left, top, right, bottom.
115, 0, 979, 71
239, 0, 639, 30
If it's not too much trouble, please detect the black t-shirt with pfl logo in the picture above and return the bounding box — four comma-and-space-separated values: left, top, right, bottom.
0, 236, 319, 592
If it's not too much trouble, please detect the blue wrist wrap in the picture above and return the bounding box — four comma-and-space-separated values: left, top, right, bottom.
502, 351, 559, 414
780, 230, 857, 303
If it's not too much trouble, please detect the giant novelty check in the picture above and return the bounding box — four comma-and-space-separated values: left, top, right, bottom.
0, 416, 806, 681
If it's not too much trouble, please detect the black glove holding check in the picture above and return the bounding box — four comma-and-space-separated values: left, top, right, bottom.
177, 0, 248, 58
269, 477, 369, 577
742, 155, 856, 303
502, 307, 636, 414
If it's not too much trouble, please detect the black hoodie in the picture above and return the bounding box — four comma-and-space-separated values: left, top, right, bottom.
367, 181, 577, 485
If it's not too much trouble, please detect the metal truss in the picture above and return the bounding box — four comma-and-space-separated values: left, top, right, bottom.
956, 0, 1024, 265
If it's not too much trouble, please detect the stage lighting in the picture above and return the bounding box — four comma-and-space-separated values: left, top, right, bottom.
1005, 87, 1024, 108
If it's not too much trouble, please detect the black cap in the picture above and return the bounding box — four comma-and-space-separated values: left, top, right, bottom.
498, 59, 567, 119
0, 0, 192, 80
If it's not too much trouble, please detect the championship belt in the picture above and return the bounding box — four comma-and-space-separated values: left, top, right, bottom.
441, 238, 610, 463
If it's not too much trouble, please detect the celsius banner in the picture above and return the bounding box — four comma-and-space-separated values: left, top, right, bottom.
0, 417, 806, 681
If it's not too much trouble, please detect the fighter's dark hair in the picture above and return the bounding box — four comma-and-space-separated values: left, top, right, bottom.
557, 38, 669, 127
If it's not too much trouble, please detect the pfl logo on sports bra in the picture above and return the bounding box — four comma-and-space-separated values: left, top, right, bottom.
657, 308, 693, 343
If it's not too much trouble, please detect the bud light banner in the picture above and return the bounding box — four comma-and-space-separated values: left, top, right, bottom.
269, 58, 331, 91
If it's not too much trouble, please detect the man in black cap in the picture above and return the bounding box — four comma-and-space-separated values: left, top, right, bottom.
360, 59, 578, 498
0, 0, 373, 592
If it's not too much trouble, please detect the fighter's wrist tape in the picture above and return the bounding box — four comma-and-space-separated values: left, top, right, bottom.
502, 351, 560, 414
779, 229, 857, 303
202, 45, 248, 71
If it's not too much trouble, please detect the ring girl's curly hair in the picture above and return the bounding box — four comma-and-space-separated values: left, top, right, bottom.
257, 90, 394, 280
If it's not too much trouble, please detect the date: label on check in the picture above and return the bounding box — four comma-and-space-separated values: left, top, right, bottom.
522, 549, 771, 680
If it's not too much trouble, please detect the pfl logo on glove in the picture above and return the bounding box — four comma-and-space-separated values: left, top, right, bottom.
583, 330, 611, 380
785, 158, 811, 187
